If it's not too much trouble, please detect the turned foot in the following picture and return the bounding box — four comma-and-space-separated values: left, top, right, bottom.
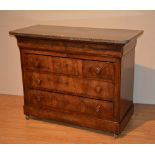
25, 115, 30, 120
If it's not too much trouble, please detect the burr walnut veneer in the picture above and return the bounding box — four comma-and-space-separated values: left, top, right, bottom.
9, 25, 143, 135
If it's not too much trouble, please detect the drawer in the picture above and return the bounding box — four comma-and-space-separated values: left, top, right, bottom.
25, 71, 114, 101
27, 90, 114, 120
23, 53, 82, 76
83, 60, 114, 80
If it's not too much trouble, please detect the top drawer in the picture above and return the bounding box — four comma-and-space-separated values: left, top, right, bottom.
22, 53, 115, 81
23, 53, 82, 76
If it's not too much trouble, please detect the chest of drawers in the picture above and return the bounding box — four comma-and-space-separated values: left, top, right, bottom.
9, 25, 143, 136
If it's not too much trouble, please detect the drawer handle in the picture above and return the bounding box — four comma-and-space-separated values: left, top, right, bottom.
96, 105, 101, 112
35, 79, 42, 85
96, 67, 101, 74
95, 85, 102, 94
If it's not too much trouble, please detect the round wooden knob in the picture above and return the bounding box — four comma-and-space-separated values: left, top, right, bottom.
95, 85, 102, 94
96, 67, 101, 74
96, 105, 101, 112
36, 79, 42, 85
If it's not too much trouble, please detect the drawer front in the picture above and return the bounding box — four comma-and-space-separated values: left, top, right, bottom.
25, 71, 114, 101
83, 60, 114, 80
27, 90, 113, 120
23, 53, 82, 76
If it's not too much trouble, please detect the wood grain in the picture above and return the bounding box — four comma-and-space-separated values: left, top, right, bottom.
23, 53, 82, 76
27, 90, 114, 121
24, 71, 115, 101
0, 94, 155, 144
17, 37, 123, 58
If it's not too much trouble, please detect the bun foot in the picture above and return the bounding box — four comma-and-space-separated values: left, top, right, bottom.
25, 115, 30, 120
114, 133, 119, 138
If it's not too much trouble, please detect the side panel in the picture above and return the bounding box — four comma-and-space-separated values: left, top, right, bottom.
120, 40, 136, 121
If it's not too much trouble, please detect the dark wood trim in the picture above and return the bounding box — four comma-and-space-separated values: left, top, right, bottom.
17, 37, 123, 58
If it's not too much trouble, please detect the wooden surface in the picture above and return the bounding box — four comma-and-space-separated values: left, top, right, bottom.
9, 25, 143, 44
0, 94, 155, 144
27, 90, 114, 121
10, 25, 143, 135
20, 48, 128, 134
